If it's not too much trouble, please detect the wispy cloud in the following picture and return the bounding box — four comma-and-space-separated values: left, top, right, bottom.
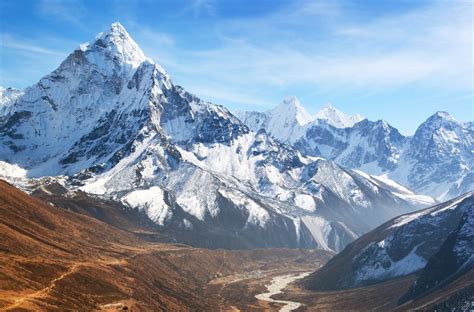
1, 35, 66, 57
37, 0, 86, 26
138, 29, 175, 48
0, 33, 70, 88
188, 0, 216, 17
184, 82, 274, 108
147, 0, 472, 107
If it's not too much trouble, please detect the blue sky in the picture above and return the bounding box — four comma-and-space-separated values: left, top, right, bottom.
0, 0, 472, 134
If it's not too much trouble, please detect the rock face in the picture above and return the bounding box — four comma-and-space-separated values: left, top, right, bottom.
0, 23, 428, 252
238, 100, 473, 201
302, 192, 474, 293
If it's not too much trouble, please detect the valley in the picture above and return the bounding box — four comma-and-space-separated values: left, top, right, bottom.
1, 179, 471, 311
254, 271, 312, 312
0, 180, 332, 311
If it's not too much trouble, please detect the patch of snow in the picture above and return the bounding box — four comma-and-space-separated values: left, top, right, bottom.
390, 191, 473, 229
122, 186, 171, 225
0, 161, 27, 178
355, 243, 427, 283
294, 194, 316, 211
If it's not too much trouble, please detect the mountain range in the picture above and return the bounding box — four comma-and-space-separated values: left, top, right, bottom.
238, 98, 473, 201
0, 22, 470, 254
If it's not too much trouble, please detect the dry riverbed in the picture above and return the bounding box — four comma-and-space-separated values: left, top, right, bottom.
255, 272, 312, 311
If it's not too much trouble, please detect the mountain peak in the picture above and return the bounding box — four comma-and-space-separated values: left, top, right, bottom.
110, 21, 128, 35
282, 95, 300, 105
315, 103, 364, 128
418, 111, 457, 132
321, 102, 337, 111
271, 96, 312, 126
0, 86, 23, 115
91, 22, 148, 72
96, 22, 131, 42
432, 111, 455, 121
281, 96, 303, 110
375, 119, 389, 128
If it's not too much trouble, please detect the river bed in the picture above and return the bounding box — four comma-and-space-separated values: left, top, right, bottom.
255, 271, 311, 312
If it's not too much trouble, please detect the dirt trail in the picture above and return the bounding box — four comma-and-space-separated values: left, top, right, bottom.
2, 263, 82, 311
1, 244, 190, 311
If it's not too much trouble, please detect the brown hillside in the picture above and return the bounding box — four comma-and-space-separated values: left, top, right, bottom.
0, 180, 331, 311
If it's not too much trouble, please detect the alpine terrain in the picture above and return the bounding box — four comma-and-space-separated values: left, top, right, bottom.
238, 99, 473, 201
0, 23, 432, 253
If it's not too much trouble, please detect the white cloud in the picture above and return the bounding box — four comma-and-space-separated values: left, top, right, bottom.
147, 0, 472, 104
0, 35, 66, 57
37, 0, 86, 26
187, 0, 216, 17
183, 82, 274, 108
139, 29, 175, 47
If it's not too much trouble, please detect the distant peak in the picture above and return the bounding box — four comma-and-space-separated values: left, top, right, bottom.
94, 22, 129, 40
374, 119, 390, 130
0, 86, 22, 93
276, 96, 300, 111
416, 111, 458, 134
271, 96, 312, 126
421, 111, 456, 127
321, 102, 337, 111
432, 111, 454, 121
282, 96, 301, 106
315, 103, 364, 128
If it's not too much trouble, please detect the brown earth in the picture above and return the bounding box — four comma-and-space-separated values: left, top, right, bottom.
2, 179, 471, 311
0, 180, 332, 311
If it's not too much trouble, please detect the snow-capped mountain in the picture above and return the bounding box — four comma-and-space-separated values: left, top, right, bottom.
0, 23, 428, 252
314, 103, 365, 128
235, 99, 364, 143
237, 100, 473, 201
302, 191, 474, 292
294, 118, 406, 172
0, 22, 152, 172
235, 96, 312, 143
393, 112, 474, 201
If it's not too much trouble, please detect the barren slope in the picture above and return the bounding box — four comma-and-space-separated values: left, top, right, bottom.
0, 180, 331, 311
